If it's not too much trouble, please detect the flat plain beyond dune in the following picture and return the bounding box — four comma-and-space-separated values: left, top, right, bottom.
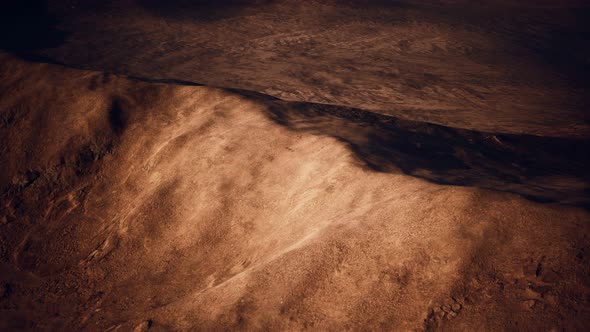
1, 53, 589, 331
1, 0, 590, 331
5, 0, 590, 137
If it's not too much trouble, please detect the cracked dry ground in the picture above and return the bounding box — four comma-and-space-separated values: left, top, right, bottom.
1, 53, 589, 331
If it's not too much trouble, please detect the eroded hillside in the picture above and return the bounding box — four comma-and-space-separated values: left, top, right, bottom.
1, 53, 589, 331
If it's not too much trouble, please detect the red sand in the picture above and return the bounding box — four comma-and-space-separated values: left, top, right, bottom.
1, 53, 589, 330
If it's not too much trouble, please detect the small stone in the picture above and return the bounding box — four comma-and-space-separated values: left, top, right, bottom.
447, 311, 458, 319
430, 307, 444, 319
523, 300, 536, 309
451, 303, 462, 312
441, 304, 451, 313
524, 288, 542, 300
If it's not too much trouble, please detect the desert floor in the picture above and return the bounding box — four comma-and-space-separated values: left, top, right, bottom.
0, 1, 589, 331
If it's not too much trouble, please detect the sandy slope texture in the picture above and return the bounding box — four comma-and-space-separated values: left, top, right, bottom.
1, 53, 589, 331
7, 0, 583, 138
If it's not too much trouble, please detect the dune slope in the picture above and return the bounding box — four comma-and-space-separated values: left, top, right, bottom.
1, 53, 589, 330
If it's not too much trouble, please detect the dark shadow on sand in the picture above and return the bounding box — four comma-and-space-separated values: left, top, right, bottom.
248, 94, 590, 208
0, 0, 67, 61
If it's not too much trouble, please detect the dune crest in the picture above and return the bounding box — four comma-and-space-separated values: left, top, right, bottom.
1, 53, 589, 330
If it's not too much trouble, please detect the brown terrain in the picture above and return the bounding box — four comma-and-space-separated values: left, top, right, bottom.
0, 1, 589, 331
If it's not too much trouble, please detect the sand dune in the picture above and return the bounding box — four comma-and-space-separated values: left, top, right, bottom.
1, 53, 589, 330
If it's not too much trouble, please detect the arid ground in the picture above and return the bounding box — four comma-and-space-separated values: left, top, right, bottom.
0, 1, 589, 331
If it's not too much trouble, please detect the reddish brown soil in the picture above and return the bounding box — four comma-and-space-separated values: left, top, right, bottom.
1, 1, 589, 330
26, 0, 590, 137
0, 53, 589, 331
